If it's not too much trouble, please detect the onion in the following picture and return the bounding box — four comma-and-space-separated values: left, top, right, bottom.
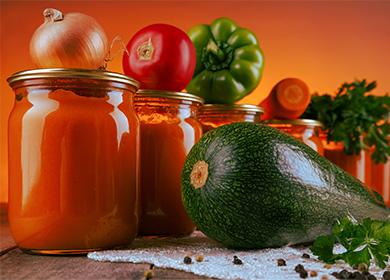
30, 8, 108, 69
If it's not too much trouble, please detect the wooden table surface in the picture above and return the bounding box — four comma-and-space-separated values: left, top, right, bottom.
0, 204, 212, 280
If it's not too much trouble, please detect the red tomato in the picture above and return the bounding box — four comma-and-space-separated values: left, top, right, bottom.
122, 24, 196, 91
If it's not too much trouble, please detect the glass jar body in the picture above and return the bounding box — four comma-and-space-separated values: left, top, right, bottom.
135, 92, 203, 236
198, 104, 264, 133
320, 134, 368, 183
7, 73, 140, 254
267, 120, 324, 156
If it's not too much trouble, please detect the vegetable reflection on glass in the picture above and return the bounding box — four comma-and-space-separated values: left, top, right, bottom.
187, 17, 264, 104
30, 8, 108, 69
302, 80, 390, 164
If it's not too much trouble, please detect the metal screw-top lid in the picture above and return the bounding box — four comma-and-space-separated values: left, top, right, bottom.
200, 104, 265, 113
265, 119, 323, 127
136, 89, 204, 104
7, 68, 140, 89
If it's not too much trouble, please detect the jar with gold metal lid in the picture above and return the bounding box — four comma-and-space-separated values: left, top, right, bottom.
198, 104, 264, 133
7, 68, 140, 254
266, 119, 324, 155
134, 89, 203, 236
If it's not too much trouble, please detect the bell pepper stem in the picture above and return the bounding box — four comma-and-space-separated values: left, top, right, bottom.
206, 39, 225, 61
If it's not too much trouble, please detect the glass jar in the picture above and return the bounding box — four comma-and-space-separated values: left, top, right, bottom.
266, 119, 324, 155
320, 132, 369, 183
370, 159, 390, 207
7, 68, 140, 254
198, 104, 264, 132
134, 90, 203, 236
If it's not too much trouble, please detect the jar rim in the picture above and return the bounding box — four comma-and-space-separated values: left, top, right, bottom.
265, 119, 323, 127
200, 104, 265, 113
136, 89, 204, 104
7, 68, 140, 89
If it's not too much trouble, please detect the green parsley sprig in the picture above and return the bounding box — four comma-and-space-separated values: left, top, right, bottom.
302, 80, 390, 163
311, 217, 390, 269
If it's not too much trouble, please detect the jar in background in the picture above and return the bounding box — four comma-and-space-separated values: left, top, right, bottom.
319, 132, 369, 184
370, 159, 390, 207
266, 119, 324, 155
7, 69, 140, 254
198, 104, 264, 133
134, 90, 203, 236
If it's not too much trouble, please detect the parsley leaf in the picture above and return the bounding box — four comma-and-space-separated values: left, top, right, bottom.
311, 217, 390, 269
302, 79, 390, 163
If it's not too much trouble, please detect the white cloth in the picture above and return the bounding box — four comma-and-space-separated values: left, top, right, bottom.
88, 231, 387, 280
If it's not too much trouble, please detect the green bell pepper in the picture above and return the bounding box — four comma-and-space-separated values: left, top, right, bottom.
186, 17, 264, 104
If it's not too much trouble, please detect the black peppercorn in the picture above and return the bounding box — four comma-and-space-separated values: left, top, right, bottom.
302, 253, 310, 259
295, 264, 305, 273
351, 271, 363, 280
383, 271, 390, 280
339, 269, 352, 279
367, 275, 376, 280
183, 256, 192, 264
277, 259, 286, 266
233, 255, 243, 265
331, 272, 340, 279
299, 270, 308, 279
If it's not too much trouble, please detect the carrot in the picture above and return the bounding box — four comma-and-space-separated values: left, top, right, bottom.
260, 78, 310, 120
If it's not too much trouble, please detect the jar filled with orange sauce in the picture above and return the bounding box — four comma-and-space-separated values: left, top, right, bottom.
319, 133, 390, 206
198, 104, 264, 132
134, 90, 203, 236
369, 156, 390, 207
319, 132, 369, 183
7, 69, 140, 254
266, 119, 324, 156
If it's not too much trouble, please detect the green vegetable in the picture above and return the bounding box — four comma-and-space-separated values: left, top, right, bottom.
302, 80, 390, 163
181, 122, 389, 249
311, 217, 390, 269
186, 17, 264, 104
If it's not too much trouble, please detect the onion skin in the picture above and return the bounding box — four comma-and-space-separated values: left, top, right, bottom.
30, 8, 108, 69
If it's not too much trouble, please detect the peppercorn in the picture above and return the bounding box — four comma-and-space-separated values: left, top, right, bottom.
295, 264, 305, 273
277, 259, 286, 266
357, 263, 368, 272
383, 271, 390, 280
331, 272, 340, 279
324, 264, 332, 269
195, 255, 204, 262
351, 271, 363, 280
143, 269, 154, 280
183, 256, 192, 264
299, 270, 308, 279
367, 275, 376, 280
339, 269, 352, 279
310, 271, 318, 277
232, 255, 243, 265
302, 253, 310, 259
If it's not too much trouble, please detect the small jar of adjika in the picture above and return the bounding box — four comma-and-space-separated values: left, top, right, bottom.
134, 90, 204, 236
266, 119, 324, 155
198, 104, 265, 133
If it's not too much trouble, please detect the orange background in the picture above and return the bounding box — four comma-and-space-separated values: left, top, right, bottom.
1, 1, 390, 202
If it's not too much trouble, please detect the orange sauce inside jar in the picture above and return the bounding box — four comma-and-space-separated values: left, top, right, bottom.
135, 90, 203, 236
266, 119, 324, 156
7, 69, 140, 254
198, 104, 264, 133
320, 133, 370, 183
370, 160, 390, 207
